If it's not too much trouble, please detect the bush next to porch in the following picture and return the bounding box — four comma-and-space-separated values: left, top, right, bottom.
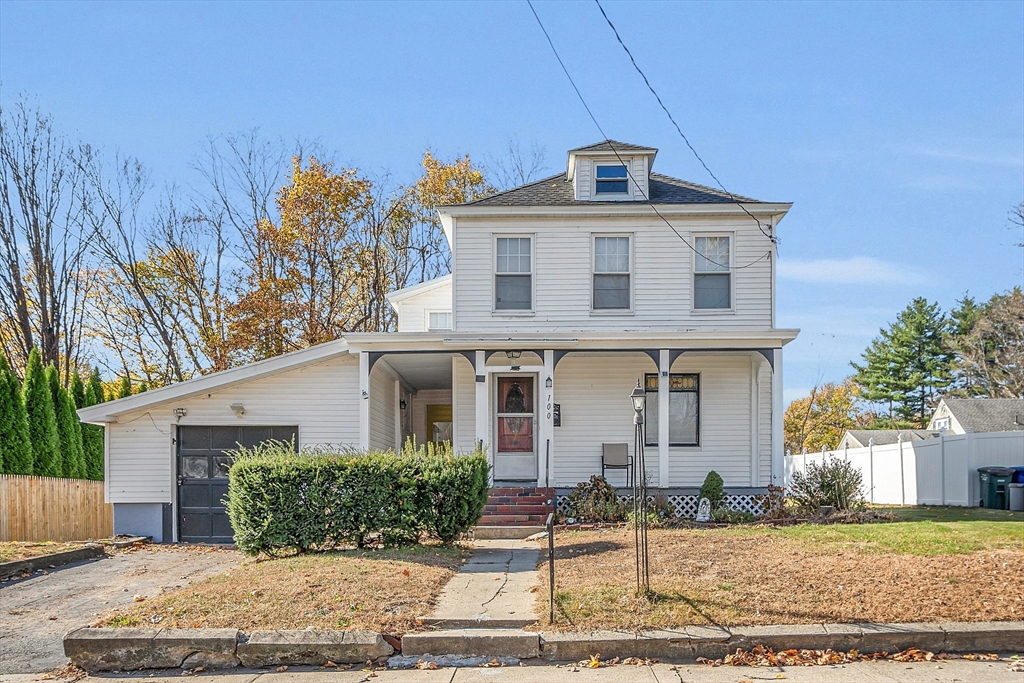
226, 440, 489, 555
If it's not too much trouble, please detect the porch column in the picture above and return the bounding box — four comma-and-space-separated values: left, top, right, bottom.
750, 355, 760, 487
539, 350, 554, 487
474, 350, 488, 457
359, 351, 370, 451
771, 347, 784, 485
658, 350, 670, 488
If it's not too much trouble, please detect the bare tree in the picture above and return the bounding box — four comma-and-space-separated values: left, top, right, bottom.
0, 98, 94, 381
485, 136, 548, 191
1011, 202, 1023, 288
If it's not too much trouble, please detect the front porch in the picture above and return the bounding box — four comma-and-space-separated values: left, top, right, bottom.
357, 341, 786, 497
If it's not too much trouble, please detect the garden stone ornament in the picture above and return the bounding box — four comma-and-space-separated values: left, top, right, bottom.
695, 497, 711, 522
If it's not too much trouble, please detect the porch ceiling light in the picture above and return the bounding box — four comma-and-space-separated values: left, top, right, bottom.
505, 350, 522, 360
173, 407, 187, 418
630, 380, 645, 424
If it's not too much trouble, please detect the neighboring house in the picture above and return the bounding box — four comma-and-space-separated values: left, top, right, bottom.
78, 140, 798, 543
837, 430, 935, 450
927, 398, 1024, 434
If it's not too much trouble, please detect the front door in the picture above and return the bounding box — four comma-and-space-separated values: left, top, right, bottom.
494, 376, 536, 481
177, 425, 298, 543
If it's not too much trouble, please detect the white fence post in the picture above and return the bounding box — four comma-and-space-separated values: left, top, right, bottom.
868, 438, 875, 504
939, 433, 946, 506
898, 432, 906, 506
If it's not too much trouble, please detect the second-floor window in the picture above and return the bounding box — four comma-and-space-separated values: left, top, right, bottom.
694, 235, 731, 309
427, 311, 452, 331
595, 164, 629, 194
593, 235, 631, 310
495, 237, 532, 310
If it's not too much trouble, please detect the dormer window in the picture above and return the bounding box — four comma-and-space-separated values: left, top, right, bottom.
595, 164, 629, 195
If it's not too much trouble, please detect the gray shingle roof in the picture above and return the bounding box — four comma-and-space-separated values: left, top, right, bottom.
941, 399, 1024, 433
842, 429, 935, 447
464, 172, 763, 207
569, 140, 656, 153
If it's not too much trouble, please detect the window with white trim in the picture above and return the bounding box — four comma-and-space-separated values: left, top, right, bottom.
593, 235, 631, 310
495, 237, 532, 310
595, 164, 629, 195
694, 235, 731, 309
427, 311, 452, 331
644, 373, 700, 447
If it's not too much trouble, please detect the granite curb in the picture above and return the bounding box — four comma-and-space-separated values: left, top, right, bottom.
0, 543, 105, 581
61, 621, 1023, 671
62, 628, 393, 672
538, 621, 1024, 662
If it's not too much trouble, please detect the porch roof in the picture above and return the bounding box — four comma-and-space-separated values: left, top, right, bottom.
343, 328, 799, 353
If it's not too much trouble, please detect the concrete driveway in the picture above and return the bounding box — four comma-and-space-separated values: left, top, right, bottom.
0, 545, 239, 675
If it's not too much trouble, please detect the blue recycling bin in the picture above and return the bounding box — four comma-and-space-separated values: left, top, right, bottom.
1012, 467, 1024, 484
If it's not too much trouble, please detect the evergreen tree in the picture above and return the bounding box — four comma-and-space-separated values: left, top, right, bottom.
48, 365, 86, 479
852, 297, 953, 427
22, 349, 61, 477
71, 372, 87, 412
0, 354, 33, 474
137, 381, 148, 393
82, 371, 105, 480
117, 375, 132, 399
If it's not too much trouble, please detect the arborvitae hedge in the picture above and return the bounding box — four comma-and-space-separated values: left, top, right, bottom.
48, 365, 86, 479
116, 376, 131, 399
23, 349, 61, 477
0, 354, 33, 475
226, 440, 490, 555
83, 370, 105, 480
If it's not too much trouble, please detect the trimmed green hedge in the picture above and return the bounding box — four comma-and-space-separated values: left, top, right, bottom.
226, 440, 489, 555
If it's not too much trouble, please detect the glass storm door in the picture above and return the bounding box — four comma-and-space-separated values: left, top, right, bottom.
494, 376, 536, 481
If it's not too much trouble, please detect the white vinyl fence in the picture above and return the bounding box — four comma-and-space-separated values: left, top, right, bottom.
784, 431, 1024, 507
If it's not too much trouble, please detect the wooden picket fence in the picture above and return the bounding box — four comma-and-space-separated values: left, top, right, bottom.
0, 474, 113, 542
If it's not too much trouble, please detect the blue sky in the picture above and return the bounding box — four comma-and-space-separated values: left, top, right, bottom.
1, 0, 1022, 402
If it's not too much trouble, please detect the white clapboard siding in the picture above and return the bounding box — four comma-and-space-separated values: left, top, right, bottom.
552, 353, 658, 488
576, 158, 592, 201
667, 354, 760, 487
395, 281, 453, 332
758, 359, 774, 485
106, 355, 360, 504
453, 355, 476, 453
453, 215, 773, 332
369, 363, 396, 451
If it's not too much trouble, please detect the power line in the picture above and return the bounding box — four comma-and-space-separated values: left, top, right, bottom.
525, 0, 771, 271
593, 0, 776, 243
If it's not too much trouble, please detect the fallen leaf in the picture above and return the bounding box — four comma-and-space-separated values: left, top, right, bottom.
276, 665, 288, 672
415, 659, 439, 670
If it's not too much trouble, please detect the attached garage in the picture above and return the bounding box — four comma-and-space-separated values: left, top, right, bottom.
177, 425, 298, 543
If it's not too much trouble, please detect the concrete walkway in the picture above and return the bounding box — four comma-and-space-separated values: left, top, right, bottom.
422, 539, 539, 629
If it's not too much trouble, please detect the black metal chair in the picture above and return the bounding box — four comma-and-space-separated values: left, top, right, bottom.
601, 442, 632, 487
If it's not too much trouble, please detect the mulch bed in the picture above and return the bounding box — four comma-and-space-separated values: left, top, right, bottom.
540, 528, 1024, 630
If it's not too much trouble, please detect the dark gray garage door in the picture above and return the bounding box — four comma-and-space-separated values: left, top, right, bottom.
177, 425, 298, 544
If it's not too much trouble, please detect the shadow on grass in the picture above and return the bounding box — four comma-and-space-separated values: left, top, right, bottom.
551, 539, 628, 559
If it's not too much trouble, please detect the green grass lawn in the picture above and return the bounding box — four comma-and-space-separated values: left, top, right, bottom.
720, 506, 1024, 556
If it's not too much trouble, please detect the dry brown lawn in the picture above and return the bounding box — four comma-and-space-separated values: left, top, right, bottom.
101, 545, 470, 634
0, 541, 95, 563
541, 525, 1024, 631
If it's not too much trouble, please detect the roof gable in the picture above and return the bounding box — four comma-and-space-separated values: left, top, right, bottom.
936, 398, 1024, 433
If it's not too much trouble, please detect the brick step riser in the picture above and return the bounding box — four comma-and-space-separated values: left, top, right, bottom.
485, 498, 551, 507
483, 506, 552, 515
478, 517, 548, 526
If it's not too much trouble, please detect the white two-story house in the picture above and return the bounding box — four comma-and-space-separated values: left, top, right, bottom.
79, 140, 798, 543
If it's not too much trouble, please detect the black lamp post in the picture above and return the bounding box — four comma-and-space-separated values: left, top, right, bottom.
630, 379, 651, 596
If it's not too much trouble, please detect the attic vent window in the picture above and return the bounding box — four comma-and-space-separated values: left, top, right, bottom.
595, 164, 629, 194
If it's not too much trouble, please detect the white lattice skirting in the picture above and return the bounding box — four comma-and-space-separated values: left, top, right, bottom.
555, 490, 766, 519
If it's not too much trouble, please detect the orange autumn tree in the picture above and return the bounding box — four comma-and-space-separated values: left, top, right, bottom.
227, 151, 494, 363
784, 379, 870, 454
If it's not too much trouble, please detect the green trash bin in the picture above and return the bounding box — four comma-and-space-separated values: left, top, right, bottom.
978, 467, 1015, 509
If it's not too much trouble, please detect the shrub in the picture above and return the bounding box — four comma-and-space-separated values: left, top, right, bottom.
698, 471, 725, 511
790, 456, 864, 512
712, 507, 756, 524
562, 475, 626, 522
0, 354, 32, 475
226, 440, 489, 555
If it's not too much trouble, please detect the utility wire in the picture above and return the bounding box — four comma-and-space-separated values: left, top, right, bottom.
526, 0, 771, 271
594, 0, 776, 243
